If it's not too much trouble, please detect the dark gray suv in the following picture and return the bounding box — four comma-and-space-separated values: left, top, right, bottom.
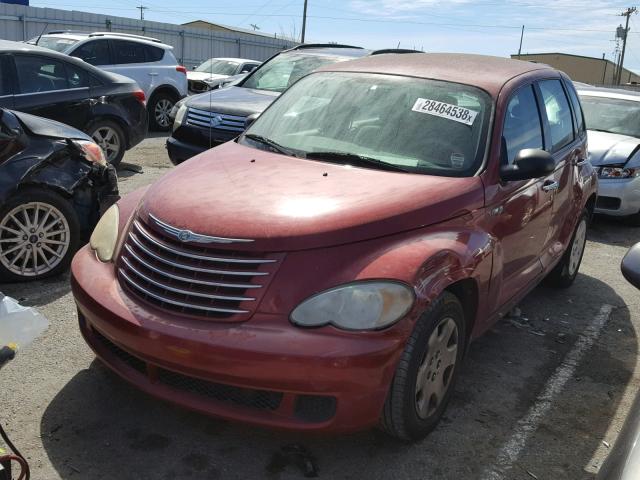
166, 44, 384, 165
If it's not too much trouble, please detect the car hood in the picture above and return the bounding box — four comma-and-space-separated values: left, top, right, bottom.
588, 130, 640, 166
186, 86, 279, 117
139, 142, 485, 251
12, 110, 91, 141
187, 72, 229, 82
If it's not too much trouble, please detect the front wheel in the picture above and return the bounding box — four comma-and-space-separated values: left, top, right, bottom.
545, 210, 588, 288
380, 292, 466, 441
88, 120, 126, 167
0, 189, 80, 282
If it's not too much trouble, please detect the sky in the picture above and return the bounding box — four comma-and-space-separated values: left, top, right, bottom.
27, 0, 640, 73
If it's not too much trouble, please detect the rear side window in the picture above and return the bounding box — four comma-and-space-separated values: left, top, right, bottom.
538, 79, 575, 152
502, 85, 544, 164
71, 40, 111, 66
64, 62, 92, 88
564, 81, 585, 135
145, 45, 164, 62
240, 63, 258, 74
112, 40, 147, 64
14, 55, 69, 93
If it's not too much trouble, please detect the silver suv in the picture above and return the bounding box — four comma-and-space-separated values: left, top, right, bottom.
32, 31, 188, 131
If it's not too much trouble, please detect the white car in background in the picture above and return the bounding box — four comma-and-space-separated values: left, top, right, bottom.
187, 57, 260, 94
578, 86, 640, 225
31, 31, 188, 131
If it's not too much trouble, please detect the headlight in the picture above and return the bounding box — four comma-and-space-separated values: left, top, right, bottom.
90, 204, 119, 262
173, 104, 188, 131
599, 166, 640, 179
290, 281, 415, 331
74, 140, 106, 166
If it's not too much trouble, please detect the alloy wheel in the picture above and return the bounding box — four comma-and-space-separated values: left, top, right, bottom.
0, 202, 71, 277
568, 218, 587, 276
155, 99, 174, 128
91, 126, 121, 163
415, 317, 459, 419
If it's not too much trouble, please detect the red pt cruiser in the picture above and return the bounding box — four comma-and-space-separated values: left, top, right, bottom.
71, 54, 597, 440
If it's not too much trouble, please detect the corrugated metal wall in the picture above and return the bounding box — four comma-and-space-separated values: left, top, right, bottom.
0, 4, 297, 67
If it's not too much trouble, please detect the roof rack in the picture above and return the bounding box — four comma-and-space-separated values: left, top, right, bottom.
371, 49, 424, 55
291, 43, 364, 51
47, 30, 90, 35
88, 32, 162, 43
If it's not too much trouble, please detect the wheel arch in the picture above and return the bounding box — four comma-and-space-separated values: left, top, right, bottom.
585, 192, 597, 220
148, 84, 181, 103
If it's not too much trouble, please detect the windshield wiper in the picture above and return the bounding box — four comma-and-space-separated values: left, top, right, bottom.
243, 133, 298, 157
305, 151, 412, 173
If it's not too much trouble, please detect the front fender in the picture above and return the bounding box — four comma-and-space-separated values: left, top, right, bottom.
259, 222, 495, 339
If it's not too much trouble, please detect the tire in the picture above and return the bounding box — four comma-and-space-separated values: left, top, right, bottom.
545, 210, 588, 288
87, 119, 126, 167
148, 91, 177, 132
380, 291, 466, 441
0, 188, 80, 282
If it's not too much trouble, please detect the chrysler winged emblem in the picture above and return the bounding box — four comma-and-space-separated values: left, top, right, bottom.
148, 213, 253, 244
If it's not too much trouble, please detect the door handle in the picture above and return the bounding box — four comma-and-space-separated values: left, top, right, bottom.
542, 180, 559, 192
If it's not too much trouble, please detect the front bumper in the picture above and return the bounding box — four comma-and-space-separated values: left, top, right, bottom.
595, 176, 640, 217
165, 136, 208, 165
71, 245, 402, 433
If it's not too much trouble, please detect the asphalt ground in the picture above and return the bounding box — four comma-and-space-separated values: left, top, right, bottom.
1, 134, 639, 479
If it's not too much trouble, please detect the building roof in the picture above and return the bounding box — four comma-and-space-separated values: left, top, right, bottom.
182, 20, 286, 40
321, 53, 553, 96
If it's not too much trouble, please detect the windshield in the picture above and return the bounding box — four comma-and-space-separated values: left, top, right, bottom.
195, 59, 239, 76
580, 94, 640, 138
33, 36, 79, 52
243, 72, 492, 176
241, 53, 351, 93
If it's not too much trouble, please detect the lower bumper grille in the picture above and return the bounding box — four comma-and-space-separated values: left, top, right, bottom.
92, 326, 283, 412
596, 195, 621, 210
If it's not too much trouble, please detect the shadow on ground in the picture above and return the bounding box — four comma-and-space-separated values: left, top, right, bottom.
0, 271, 71, 307
589, 215, 639, 249
40, 273, 635, 480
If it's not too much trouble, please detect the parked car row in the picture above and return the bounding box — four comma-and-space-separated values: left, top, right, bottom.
29, 31, 188, 131
187, 57, 261, 94
0, 39, 147, 166
167, 44, 419, 165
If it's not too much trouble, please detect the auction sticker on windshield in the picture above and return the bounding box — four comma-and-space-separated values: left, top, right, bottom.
412, 98, 478, 126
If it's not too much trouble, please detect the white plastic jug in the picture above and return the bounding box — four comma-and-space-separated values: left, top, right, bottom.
0, 294, 49, 351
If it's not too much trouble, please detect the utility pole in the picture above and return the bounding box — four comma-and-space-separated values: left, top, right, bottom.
301, 0, 308, 43
616, 7, 637, 85
136, 5, 148, 21
517, 25, 524, 58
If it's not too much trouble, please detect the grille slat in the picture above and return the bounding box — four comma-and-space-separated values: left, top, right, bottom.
186, 108, 246, 133
118, 215, 279, 320
133, 221, 274, 264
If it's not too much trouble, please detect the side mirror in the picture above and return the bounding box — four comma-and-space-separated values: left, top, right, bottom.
245, 112, 260, 130
622, 243, 640, 290
500, 148, 555, 181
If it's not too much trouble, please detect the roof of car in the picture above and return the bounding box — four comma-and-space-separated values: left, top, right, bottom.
0, 39, 62, 54
36, 32, 173, 49
0, 39, 130, 83
209, 57, 260, 63
284, 45, 370, 59
577, 84, 640, 102
319, 53, 555, 96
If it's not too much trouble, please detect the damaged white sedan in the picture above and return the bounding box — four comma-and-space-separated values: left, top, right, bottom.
579, 86, 640, 225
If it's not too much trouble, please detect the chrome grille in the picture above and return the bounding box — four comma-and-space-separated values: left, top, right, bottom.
186, 107, 246, 132
118, 216, 280, 320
